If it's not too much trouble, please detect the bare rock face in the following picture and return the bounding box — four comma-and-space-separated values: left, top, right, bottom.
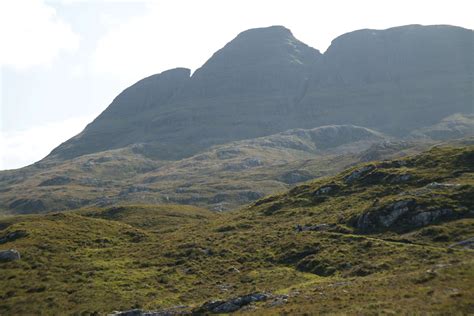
0, 249, 21, 262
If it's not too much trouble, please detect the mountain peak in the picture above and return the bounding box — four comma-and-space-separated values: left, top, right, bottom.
192, 25, 320, 72
183, 25, 321, 100
233, 25, 293, 40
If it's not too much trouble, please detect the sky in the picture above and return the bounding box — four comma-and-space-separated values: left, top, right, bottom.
1, 0, 473, 170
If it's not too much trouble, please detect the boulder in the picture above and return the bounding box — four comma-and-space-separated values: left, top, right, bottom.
0, 249, 21, 262
0, 230, 28, 244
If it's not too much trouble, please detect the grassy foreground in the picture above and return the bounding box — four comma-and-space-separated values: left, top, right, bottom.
0, 145, 473, 314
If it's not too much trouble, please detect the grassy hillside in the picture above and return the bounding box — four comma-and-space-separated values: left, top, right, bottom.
0, 144, 473, 314
1, 125, 418, 214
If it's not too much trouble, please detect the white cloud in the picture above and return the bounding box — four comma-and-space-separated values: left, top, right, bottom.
0, 116, 93, 170
0, 0, 80, 69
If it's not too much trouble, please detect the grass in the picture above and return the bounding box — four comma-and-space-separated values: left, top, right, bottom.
0, 144, 473, 314
0, 130, 431, 214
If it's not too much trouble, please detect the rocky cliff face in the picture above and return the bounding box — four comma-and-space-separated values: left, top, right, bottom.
47, 24, 473, 161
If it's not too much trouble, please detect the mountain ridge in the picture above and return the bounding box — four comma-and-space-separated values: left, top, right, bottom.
45, 24, 474, 162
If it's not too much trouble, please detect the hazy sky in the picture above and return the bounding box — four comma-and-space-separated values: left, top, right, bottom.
1, 0, 473, 170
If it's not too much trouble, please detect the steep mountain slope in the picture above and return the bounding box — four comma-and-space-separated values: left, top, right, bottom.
47, 24, 473, 161
0, 125, 402, 214
48, 26, 321, 161
298, 24, 474, 135
0, 144, 472, 314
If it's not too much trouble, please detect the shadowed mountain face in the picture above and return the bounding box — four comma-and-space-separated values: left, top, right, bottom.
297, 25, 474, 135
47, 24, 473, 161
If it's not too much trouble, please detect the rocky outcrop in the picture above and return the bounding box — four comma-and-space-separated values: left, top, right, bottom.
192, 293, 269, 314
109, 293, 270, 315
352, 199, 471, 233
313, 184, 340, 196
344, 165, 376, 183
411, 209, 454, 227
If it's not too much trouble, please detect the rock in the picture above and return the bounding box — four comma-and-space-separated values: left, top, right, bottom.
266, 294, 289, 307
354, 199, 416, 231
295, 223, 334, 232
228, 266, 241, 273
390, 174, 412, 183
223, 157, 263, 171
0, 249, 21, 262
379, 200, 415, 227
279, 170, 313, 184
448, 237, 474, 249
426, 182, 461, 189
193, 293, 269, 314
109, 309, 142, 316
109, 306, 189, 316
313, 184, 340, 196
0, 230, 28, 244
38, 176, 71, 186
353, 197, 468, 232
344, 165, 376, 183
411, 209, 453, 227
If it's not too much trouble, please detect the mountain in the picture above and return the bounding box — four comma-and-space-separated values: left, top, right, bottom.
47, 24, 474, 161
1, 144, 473, 314
48, 26, 321, 161
298, 24, 474, 135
